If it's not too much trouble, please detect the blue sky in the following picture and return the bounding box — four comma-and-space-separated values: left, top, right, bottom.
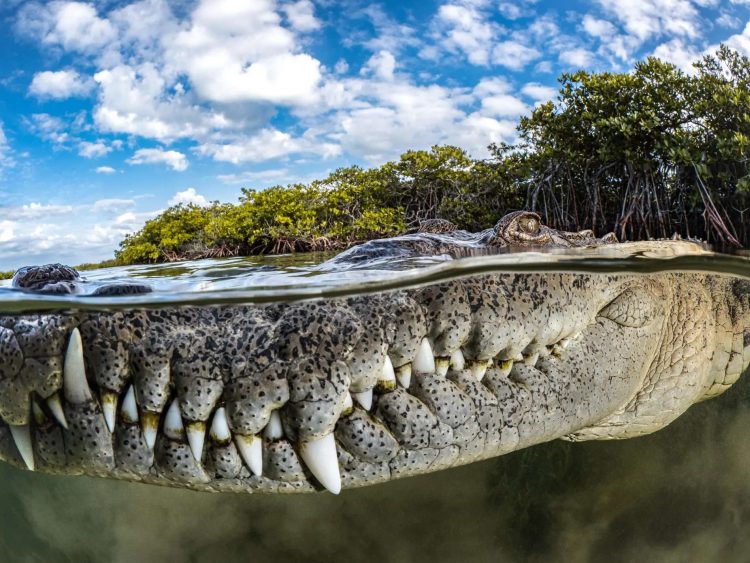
1, 0, 750, 270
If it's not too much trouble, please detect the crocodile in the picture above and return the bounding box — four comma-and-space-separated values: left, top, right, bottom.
0, 211, 747, 495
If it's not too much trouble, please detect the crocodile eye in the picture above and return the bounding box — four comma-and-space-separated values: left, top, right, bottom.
518, 215, 540, 234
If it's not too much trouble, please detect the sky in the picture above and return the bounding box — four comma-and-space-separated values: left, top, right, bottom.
1, 0, 750, 270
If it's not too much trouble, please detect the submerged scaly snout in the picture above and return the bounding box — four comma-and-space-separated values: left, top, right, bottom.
0, 271, 746, 493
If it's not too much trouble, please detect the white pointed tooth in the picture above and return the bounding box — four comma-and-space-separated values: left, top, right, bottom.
435, 358, 450, 377
498, 359, 514, 377
186, 421, 206, 460
141, 411, 160, 450
263, 410, 284, 440
470, 360, 489, 381
235, 434, 263, 476
396, 364, 412, 388
100, 391, 117, 433
46, 392, 68, 429
10, 425, 34, 471
121, 385, 139, 424
523, 352, 539, 366
450, 349, 465, 371
342, 392, 354, 416
413, 338, 436, 374
352, 388, 373, 411
300, 433, 341, 495
377, 356, 396, 390
210, 407, 231, 445
163, 399, 184, 440
63, 328, 92, 404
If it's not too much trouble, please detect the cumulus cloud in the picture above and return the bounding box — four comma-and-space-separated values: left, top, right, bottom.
198, 128, 340, 164
92, 198, 134, 211
521, 82, 558, 102
78, 140, 111, 158
28, 69, 94, 99
595, 0, 701, 42
95, 166, 116, 174
127, 148, 188, 171
282, 0, 320, 32
492, 40, 541, 70
168, 187, 208, 206
434, 1, 497, 65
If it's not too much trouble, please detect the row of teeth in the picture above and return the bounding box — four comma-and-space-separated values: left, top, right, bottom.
6, 327, 572, 494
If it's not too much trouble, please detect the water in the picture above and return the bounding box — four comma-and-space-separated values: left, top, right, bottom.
2, 243, 750, 562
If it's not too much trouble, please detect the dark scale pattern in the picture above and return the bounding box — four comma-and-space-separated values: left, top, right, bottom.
34, 424, 66, 469
338, 447, 391, 488
155, 437, 211, 484
264, 439, 306, 482
410, 281, 471, 358
62, 399, 115, 472
130, 311, 174, 413
335, 408, 399, 463
461, 275, 510, 361
205, 441, 243, 479
410, 373, 475, 429
225, 362, 290, 436
114, 424, 153, 475
80, 311, 132, 394
284, 358, 349, 441
381, 292, 427, 368
375, 387, 437, 449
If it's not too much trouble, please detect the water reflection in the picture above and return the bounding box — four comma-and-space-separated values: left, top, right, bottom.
2, 369, 749, 562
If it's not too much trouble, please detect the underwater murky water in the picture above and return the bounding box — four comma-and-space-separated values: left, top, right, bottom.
2, 244, 750, 562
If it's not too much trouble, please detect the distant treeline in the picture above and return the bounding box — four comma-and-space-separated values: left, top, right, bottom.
116, 45, 750, 265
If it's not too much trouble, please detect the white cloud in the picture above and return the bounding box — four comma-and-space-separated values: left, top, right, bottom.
362, 50, 397, 81
92, 198, 134, 211
95, 166, 116, 174
595, 0, 701, 43
480, 94, 529, 117
127, 148, 188, 171
724, 21, 750, 57
17, 1, 116, 53
521, 82, 557, 102
29, 69, 93, 99
166, 0, 322, 106
3, 202, 75, 219
560, 48, 596, 67
283, 0, 320, 32
582, 15, 617, 39
78, 140, 111, 158
168, 187, 208, 206
198, 128, 340, 164
27, 113, 70, 145
435, 1, 496, 65
498, 2, 525, 20
652, 38, 701, 72
492, 40, 541, 70
0, 122, 13, 169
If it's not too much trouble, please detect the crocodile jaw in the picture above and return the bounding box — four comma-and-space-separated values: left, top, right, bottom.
0, 272, 744, 493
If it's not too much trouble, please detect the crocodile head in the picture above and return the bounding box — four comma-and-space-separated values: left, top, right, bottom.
0, 214, 747, 494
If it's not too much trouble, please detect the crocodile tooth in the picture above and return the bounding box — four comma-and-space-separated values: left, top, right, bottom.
121, 385, 139, 424
523, 352, 539, 366
497, 359, 513, 377
299, 433, 341, 495
163, 399, 184, 440
141, 411, 160, 449
10, 425, 34, 471
450, 349, 465, 371
378, 356, 396, 390
435, 357, 450, 377
263, 410, 284, 440
63, 327, 92, 404
46, 392, 68, 429
100, 391, 117, 433
235, 434, 262, 476
352, 389, 373, 410
342, 392, 354, 416
413, 338, 436, 374
186, 421, 206, 461
395, 364, 412, 388
209, 407, 231, 445
470, 360, 489, 381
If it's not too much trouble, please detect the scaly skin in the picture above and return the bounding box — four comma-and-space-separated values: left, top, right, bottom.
0, 213, 747, 494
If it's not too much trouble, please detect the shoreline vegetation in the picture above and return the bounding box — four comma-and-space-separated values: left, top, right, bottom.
5, 46, 750, 279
